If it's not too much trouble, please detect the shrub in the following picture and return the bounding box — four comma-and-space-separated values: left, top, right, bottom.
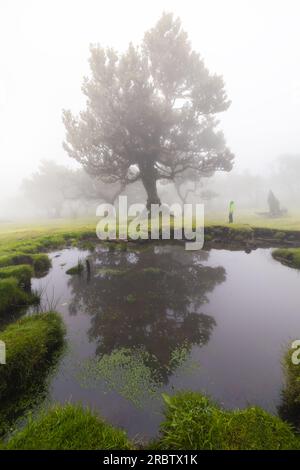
5, 404, 133, 450
156, 392, 300, 450
0, 312, 65, 401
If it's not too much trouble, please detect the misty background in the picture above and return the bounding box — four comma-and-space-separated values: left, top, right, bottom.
1, 0, 300, 219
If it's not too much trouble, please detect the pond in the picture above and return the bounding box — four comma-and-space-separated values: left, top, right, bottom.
30, 243, 300, 440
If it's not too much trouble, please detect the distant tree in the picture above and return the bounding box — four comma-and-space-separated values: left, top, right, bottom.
21, 161, 73, 218
63, 13, 234, 208
21, 161, 124, 218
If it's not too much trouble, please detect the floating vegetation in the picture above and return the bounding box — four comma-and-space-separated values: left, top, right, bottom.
79, 348, 163, 407
168, 343, 200, 376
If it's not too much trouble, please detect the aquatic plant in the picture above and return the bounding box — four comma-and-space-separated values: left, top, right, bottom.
79, 348, 163, 407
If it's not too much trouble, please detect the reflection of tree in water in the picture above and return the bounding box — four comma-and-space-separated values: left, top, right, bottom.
68, 244, 226, 383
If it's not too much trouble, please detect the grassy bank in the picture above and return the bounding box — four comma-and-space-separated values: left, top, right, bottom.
155, 392, 300, 450
4, 404, 133, 450
3, 392, 300, 450
0, 312, 65, 401
272, 248, 300, 269
0, 312, 65, 435
0, 278, 39, 318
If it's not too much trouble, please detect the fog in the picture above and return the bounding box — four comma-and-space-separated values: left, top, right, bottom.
1, 0, 300, 218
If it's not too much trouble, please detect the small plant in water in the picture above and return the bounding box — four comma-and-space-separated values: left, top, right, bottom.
66, 259, 84, 275
79, 348, 163, 407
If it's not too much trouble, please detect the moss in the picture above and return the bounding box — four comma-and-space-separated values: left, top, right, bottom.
5, 404, 133, 450
272, 248, 300, 269
0, 278, 38, 316
0, 312, 65, 403
0, 265, 33, 289
156, 392, 300, 450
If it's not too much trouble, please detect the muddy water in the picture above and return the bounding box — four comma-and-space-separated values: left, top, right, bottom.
30, 244, 300, 439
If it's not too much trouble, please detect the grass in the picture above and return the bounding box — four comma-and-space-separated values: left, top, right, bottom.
0, 278, 39, 316
0, 265, 33, 288
4, 403, 133, 450
155, 392, 300, 450
0, 312, 65, 402
272, 248, 300, 269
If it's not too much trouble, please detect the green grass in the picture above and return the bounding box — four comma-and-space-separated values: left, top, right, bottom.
0, 265, 33, 288
272, 248, 300, 269
0, 312, 65, 402
0, 278, 39, 316
5, 404, 133, 450
155, 392, 300, 450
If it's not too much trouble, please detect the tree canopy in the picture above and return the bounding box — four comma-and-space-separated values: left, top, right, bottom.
63, 13, 234, 207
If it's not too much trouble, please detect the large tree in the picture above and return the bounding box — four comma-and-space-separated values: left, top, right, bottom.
63, 13, 234, 208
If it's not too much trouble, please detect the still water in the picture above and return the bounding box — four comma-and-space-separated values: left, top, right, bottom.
31, 244, 300, 439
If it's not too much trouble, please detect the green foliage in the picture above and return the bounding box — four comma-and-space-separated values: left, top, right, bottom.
5, 404, 133, 450
0, 312, 65, 402
156, 392, 300, 450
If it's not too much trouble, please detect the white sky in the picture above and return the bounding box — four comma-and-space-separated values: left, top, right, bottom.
0, 0, 300, 199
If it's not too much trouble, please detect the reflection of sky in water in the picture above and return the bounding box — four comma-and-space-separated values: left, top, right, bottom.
31, 245, 300, 439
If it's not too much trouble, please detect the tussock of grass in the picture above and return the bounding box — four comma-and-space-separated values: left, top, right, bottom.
0, 278, 38, 316
5, 404, 133, 450
272, 248, 300, 269
156, 392, 300, 450
0, 265, 33, 288
0, 312, 65, 402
